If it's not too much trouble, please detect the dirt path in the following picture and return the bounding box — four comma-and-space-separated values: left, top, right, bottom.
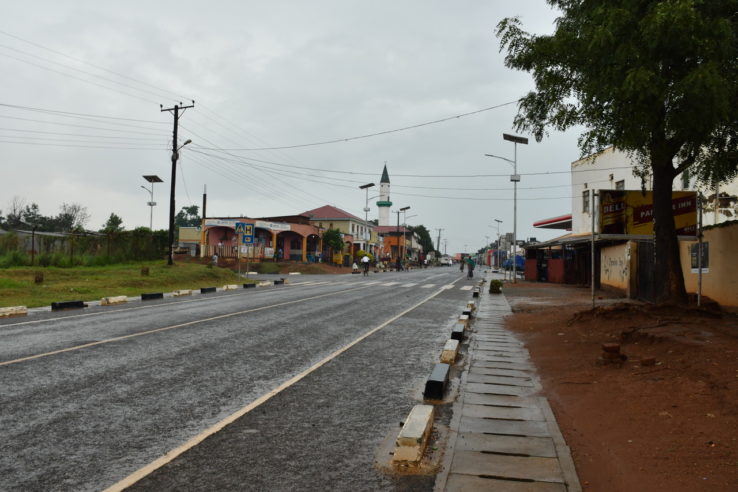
502, 282, 738, 491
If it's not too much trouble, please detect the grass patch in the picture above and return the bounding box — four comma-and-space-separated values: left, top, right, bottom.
0, 261, 243, 308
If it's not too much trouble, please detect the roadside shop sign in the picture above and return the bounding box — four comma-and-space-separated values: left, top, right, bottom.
598, 190, 697, 236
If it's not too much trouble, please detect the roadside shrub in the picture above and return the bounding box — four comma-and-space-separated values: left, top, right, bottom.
489, 279, 503, 294
0, 232, 20, 254
0, 251, 29, 267
354, 250, 375, 262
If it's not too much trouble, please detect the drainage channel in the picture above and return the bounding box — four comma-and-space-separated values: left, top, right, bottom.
437, 274, 582, 492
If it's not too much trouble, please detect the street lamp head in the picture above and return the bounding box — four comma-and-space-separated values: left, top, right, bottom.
400, 206, 411, 212
183, 139, 192, 146
495, 219, 502, 224
502, 133, 529, 145
359, 183, 375, 189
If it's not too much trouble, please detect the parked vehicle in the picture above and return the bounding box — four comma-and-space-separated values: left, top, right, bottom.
502, 255, 525, 271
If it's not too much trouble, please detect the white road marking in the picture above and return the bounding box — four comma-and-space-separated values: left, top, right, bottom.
421, 284, 435, 289
401, 283, 417, 288
382, 282, 399, 286
103, 276, 464, 492
0, 284, 376, 367
460, 286, 473, 291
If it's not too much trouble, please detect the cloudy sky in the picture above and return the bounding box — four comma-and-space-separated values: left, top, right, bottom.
1, 1, 584, 254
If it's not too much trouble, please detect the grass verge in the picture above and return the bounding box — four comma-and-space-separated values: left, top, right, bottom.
0, 261, 245, 308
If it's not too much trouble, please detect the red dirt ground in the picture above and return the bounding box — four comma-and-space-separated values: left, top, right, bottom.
503, 282, 738, 492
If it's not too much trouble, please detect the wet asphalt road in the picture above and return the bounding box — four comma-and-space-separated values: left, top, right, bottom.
1, 267, 480, 491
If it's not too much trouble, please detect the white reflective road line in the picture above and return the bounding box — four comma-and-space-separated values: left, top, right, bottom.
103, 276, 464, 492
0, 284, 375, 367
401, 283, 417, 288
460, 286, 473, 291
421, 284, 435, 289
383, 282, 399, 286
443, 285, 455, 290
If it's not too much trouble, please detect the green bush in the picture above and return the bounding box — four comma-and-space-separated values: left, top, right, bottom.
0, 251, 29, 267
489, 279, 503, 294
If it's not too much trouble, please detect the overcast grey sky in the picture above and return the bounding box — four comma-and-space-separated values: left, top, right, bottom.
1, 1, 583, 254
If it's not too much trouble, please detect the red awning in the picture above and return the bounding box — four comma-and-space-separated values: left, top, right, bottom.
533, 214, 572, 230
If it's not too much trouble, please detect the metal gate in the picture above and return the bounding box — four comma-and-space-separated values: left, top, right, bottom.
636, 240, 656, 301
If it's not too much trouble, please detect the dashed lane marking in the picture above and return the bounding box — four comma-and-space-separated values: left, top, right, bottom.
421, 284, 435, 289
401, 283, 417, 288
460, 286, 474, 291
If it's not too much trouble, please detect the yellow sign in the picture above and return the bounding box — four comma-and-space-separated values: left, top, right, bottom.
599, 190, 697, 236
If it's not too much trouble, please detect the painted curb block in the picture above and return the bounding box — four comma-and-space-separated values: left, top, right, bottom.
393, 405, 435, 464
141, 292, 164, 301
440, 339, 460, 364
424, 362, 450, 400
243, 283, 256, 289
100, 296, 128, 306
173, 290, 192, 297
457, 314, 470, 329
258, 281, 271, 287
200, 287, 217, 294
451, 325, 465, 341
51, 300, 86, 311
288, 272, 301, 275
222, 284, 238, 291
0, 305, 28, 318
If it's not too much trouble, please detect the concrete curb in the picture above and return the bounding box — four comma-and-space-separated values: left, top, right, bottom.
393, 405, 435, 464
0, 306, 28, 318
173, 290, 192, 297
222, 284, 238, 291
100, 296, 128, 306
539, 397, 583, 492
440, 339, 460, 364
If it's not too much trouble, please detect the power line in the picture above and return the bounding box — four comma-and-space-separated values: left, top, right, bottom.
0, 103, 168, 124
0, 127, 165, 140
194, 100, 521, 151
0, 139, 167, 150
0, 29, 192, 102
0, 114, 170, 136
0, 51, 161, 104
0, 44, 181, 104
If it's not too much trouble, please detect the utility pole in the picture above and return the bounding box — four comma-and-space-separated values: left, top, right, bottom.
435, 228, 443, 254
161, 101, 195, 265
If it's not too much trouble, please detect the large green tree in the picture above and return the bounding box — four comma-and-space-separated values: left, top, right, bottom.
174, 205, 201, 228
407, 225, 436, 254
497, 0, 738, 303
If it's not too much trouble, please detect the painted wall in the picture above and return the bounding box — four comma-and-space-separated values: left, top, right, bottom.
681, 222, 738, 308
548, 258, 566, 283
600, 242, 631, 291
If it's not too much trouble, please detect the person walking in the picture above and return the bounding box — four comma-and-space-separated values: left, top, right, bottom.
466, 256, 475, 279
361, 254, 370, 276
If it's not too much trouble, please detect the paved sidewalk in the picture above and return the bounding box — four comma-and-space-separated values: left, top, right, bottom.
436, 277, 582, 492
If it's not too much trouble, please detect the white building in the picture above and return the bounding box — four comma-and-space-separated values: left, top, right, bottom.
571, 146, 738, 233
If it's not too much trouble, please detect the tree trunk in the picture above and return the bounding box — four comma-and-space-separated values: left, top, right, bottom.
651, 157, 688, 304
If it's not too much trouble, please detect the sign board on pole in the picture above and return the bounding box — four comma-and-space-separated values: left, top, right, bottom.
598, 190, 697, 236
235, 222, 255, 244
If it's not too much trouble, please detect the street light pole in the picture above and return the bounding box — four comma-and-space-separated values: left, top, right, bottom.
494, 218, 502, 267
141, 175, 162, 231
359, 183, 375, 253
487, 133, 528, 283
400, 206, 410, 263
